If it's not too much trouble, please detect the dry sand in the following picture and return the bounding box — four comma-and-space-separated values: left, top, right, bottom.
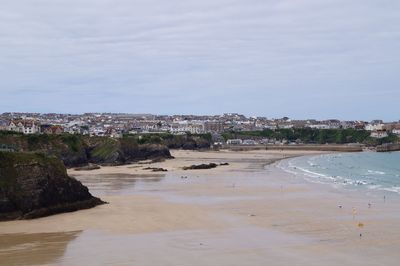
1, 149, 400, 266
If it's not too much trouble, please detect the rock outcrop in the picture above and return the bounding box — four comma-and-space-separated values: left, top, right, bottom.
89, 138, 173, 166
0, 152, 105, 221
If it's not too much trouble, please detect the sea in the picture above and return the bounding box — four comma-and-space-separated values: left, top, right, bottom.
277, 151, 400, 195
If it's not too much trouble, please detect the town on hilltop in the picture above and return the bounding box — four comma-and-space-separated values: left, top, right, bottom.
0, 112, 399, 142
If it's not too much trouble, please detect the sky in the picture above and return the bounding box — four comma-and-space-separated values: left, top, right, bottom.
1, 0, 399, 121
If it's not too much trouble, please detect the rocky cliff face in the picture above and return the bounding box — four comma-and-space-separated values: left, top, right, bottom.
88, 138, 173, 165
0, 152, 104, 220
0, 133, 173, 168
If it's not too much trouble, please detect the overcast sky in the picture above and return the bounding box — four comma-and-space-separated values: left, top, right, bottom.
1, 0, 399, 120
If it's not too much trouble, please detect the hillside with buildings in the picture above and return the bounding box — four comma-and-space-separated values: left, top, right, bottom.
0, 113, 399, 151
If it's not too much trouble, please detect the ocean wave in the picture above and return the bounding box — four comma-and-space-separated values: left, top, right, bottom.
367, 170, 386, 175
276, 154, 400, 195
381, 186, 400, 194
293, 166, 334, 179
367, 184, 382, 190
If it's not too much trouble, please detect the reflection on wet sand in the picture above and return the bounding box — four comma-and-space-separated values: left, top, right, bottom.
0, 231, 81, 266
72, 173, 165, 196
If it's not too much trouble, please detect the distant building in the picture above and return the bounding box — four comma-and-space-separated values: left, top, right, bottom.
392, 129, 400, 136
370, 131, 388, 139
105, 127, 122, 138
204, 122, 224, 133
365, 123, 385, 131
354, 123, 366, 130
243, 139, 257, 145
8, 119, 40, 134
41, 125, 64, 135
226, 139, 242, 145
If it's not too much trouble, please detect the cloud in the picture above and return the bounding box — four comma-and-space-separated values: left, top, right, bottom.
0, 0, 399, 120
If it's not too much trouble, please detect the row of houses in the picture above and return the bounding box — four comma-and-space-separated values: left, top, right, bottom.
4, 120, 77, 136
2, 117, 400, 140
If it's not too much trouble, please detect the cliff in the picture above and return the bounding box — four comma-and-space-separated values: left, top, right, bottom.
88, 137, 173, 165
0, 132, 173, 167
0, 152, 105, 220
125, 133, 212, 150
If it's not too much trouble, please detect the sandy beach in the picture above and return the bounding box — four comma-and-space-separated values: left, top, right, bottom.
1, 149, 400, 265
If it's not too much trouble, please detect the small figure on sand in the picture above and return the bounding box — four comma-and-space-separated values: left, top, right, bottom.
368, 203, 371, 208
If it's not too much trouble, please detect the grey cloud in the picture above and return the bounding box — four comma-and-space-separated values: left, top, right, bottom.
0, 0, 399, 120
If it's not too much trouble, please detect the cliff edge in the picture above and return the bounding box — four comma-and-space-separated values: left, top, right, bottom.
0, 152, 105, 221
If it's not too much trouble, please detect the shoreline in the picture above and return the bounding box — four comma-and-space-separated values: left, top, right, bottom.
1, 149, 400, 265
276, 151, 400, 199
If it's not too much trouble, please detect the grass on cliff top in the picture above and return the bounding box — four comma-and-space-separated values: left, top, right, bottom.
0, 152, 66, 190
91, 138, 120, 160
123, 132, 212, 146
0, 132, 85, 154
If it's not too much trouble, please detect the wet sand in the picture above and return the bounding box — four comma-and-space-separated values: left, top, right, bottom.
1, 149, 400, 265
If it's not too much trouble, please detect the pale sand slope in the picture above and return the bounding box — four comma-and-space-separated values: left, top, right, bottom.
1, 149, 400, 266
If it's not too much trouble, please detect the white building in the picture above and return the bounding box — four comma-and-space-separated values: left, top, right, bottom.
392, 129, 400, 135
8, 120, 40, 134
370, 131, 388, 139
243, 139, 257, 145
226, 139, 243, 145
365, 124, 385, 131
169, 122, 204, 134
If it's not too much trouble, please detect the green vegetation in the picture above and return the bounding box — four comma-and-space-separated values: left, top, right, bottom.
0, 130, 23, 136
222, 128, 399, 145
0, 133, 175, 167
123, 133, 212, 149
90, 138, 120, 161
60, 134, 83, 152
0, 152, 65, 191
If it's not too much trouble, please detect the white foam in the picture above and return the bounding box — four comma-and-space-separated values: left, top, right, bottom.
367, 170, 386, 175
381, 186, 400, 194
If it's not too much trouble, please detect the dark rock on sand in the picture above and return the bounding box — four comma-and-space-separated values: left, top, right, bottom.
143, 167, 168, 172
183, 163, 218, 170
